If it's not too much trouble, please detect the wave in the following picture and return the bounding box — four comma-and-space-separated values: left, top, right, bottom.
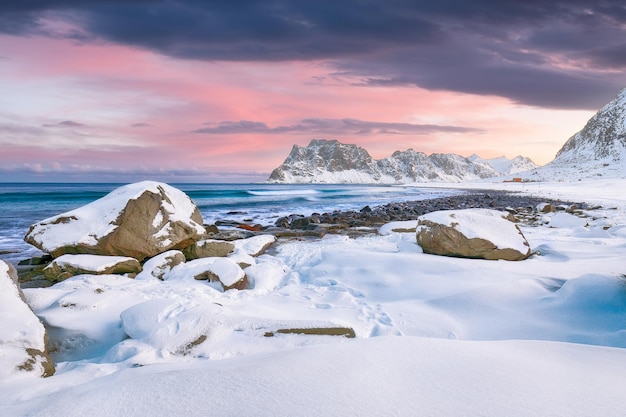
246, 189, 322, 196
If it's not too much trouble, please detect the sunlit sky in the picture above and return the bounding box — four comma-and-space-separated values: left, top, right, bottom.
1, 1, 625, 182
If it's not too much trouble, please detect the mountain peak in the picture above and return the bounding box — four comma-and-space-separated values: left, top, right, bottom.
552, 88, 626, 165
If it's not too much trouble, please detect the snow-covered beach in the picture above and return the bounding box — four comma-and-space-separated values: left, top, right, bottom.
2, 179, 626, 417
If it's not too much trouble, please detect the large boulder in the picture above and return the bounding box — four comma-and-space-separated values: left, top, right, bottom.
0, 260, 55, 378
416, 209, 531, 261
24, 181, 206, 261
43, 254, 142, 282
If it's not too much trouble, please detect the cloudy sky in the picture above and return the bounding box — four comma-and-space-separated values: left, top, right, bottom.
1, 0, 625, 182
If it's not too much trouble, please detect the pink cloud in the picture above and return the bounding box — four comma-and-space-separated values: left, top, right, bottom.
0, 34, 596, 180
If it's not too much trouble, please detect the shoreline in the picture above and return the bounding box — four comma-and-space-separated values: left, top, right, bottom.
11, 187, 592, 288
215, 189, 589, 239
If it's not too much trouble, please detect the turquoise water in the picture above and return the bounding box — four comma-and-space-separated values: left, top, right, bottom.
0, 182, 461, 263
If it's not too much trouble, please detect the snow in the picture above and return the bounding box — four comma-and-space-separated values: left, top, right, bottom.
548, 212, 589, 228
417, 208, 530, 254
2, 179, 626, 416
45, 254, 139, 273
0, 261, 47, 378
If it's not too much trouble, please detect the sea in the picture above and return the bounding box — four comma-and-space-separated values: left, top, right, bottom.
0, 182, 463, 265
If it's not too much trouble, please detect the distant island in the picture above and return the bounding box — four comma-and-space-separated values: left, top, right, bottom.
267, 139, 538, 184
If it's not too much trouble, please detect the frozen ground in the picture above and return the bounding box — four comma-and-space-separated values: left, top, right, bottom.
2, 179, 626, 417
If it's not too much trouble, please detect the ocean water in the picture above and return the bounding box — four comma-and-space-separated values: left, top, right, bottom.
0, 182, 462, 264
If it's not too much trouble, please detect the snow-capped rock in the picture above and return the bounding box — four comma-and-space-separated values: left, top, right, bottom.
43, 254, 142, 282
232, 235, 276, 257
416, 209, 531, 261
24, 181, 206, 261
165, 257, 247, 291
267, 139, 535, 184
0, 260, 54, 378
182, 239, 235, 260
136, 250, 186, 281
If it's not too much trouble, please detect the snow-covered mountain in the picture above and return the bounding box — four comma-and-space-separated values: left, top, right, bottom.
267, 139, 535, 183
468, 154, 539, 175
524, 88, 626, 181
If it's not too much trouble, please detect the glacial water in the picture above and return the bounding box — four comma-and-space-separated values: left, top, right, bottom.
0, 182, 462, 264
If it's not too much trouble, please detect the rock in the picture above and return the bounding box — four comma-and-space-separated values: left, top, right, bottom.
0, 260, 55, 378
227, 248, 256, 269
205, 224, 220, 235
537, 203, 554, 213
232, 235, 277, 257
24, 181, 206, 261
165, 257, 248, 291
416, 209, 531, 261
210, 230, 256, 241
182, 239, 235, 260
136, 250, 186, 280
43, 254, 142, 282
264, 327, 356, 338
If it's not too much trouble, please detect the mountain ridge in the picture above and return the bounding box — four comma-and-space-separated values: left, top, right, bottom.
267, 139, 538, 184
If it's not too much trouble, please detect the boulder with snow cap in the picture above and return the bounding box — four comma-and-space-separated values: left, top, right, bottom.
166, 257, 248, 290
136, 250, 186, 280
416, 209, 531, 261
43, 254, 142, 282
232, 234, 276, 257
182, 239, 235, 260
0, 260, 55, 378
24, 181, 206, 261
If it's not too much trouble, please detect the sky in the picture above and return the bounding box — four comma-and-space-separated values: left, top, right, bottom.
1, 1, 625, 182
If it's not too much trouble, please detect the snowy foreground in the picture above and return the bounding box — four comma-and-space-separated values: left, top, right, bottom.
3, 179, 626, 417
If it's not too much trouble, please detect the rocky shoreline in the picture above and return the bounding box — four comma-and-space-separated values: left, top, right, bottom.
213, 190, 590, 240
16, 189, 589, 288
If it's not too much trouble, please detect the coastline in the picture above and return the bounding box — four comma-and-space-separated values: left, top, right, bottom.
3, 178, 626, 416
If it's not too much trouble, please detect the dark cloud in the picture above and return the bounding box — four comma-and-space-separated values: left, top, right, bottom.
1, 1, 625, 109
130, 122, 153, 128
194, 118, 483, 135
42, 120, 86, 128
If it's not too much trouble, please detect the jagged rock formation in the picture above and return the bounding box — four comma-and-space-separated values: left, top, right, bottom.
268, 139, 535, 183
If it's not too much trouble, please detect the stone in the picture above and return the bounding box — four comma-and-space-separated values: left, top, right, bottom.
416, 209, 531, 261
43, 254, 142, 282
166, 257, 248, 291
182, 239, 235, 260
0, 260, 55, 378
537, 202, 555, 213
136, 250, 186, 280
232, 235, 277, 257
24, 181, 206, 261
264, 327, 356, 338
